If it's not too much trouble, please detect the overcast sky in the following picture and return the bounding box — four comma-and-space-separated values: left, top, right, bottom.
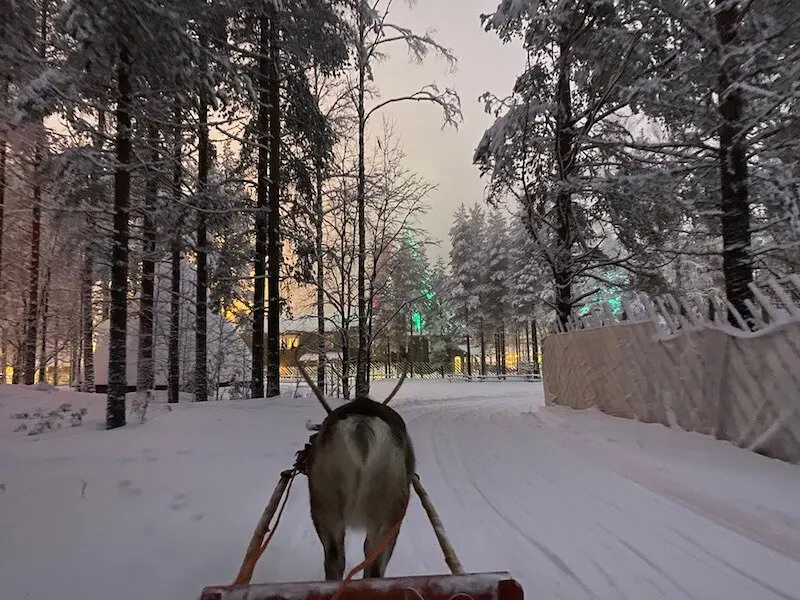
370, 0, 525, 262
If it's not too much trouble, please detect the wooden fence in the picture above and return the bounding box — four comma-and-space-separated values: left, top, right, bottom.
542, 277, 800, 464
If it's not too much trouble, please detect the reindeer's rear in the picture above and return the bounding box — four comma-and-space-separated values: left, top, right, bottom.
307, 399, 415, 580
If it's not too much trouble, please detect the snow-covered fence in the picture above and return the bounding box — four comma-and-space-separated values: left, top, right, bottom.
542, 277, 800, 464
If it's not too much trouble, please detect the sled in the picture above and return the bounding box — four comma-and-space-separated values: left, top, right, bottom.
200, 403, 524, 600
200, 571, 524, 600
199, 465, 524, 600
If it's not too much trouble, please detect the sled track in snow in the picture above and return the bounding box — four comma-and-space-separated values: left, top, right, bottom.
389, 386, 800, 600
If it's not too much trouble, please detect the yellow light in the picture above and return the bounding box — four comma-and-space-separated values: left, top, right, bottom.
505, 352, 519, 370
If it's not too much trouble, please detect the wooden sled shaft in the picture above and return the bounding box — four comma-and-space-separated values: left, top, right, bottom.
234, 469, 295, 585
412, 474, 464, 575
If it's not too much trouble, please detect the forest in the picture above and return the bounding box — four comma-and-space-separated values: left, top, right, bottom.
0, 0, 797, 429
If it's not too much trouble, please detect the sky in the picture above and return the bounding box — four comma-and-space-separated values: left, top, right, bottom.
369, 0, 526, 262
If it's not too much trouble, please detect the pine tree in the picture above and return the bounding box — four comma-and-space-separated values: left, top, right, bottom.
475, 1, 677, 329
629, 0, 800, 325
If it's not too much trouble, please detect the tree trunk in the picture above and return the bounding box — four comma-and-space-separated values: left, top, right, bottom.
492, 332, 497, 375
553, 31, 576, 330
409, 315, 414, 379
355, 8, 369, 398
81, 109, 103, 394
495, 332, 501, 375
195, 53, 210, 403
0, 76, 7, 319
81, 251, 95, 392
479, 321, 486, 376
715, 0, 753, 328
23, 0, 49, 386
38, 268, 50, 383
70, 340, 77, 386
315, 161, 326, 392
136, 125, 158, 392
23, 155, 41, 385
465, 334, 472, 377
341, 331, 350, 400
101, 274, 110, 322
52, 339, 58, 386
107, 40, 132, 429
525, 321, 530, 363
531, 318, 539, 373
0, 64, 10, 383
501, 326, 507, 374
251, 16, 269, 399
464, 304, 472, 377
167, 240, 181, 403
11, 342, 20, 384
265, 6, 281, 398
168, 107, 182, 404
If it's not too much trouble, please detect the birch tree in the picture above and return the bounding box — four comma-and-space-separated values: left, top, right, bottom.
345, 0, 461, 397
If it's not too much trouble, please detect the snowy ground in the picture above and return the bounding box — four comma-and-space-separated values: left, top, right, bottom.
1, 381, 800, 600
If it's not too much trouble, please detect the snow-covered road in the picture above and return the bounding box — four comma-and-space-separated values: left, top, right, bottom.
1, 381, 799, 600
392, 387, 800, 600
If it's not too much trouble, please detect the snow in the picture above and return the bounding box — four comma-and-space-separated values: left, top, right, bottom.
2, 380, 800, 600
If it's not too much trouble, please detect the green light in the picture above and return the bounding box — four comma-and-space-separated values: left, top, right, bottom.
412, 311, 423, 332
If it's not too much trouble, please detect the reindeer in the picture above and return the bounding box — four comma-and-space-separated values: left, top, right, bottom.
293, 349, 413, 580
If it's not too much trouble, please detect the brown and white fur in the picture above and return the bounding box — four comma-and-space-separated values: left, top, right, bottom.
295, 352, 414, 580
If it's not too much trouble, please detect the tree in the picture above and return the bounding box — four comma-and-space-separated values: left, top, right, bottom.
19, 1, 51, 385
135, 123, 160, 394
37, 0, 227, 422
447, 206, 474, 376
374, 229, 431, 374
307, 67, 354, 393
475, 0, 677, 329
484, 209, 510, 373
628, 0, 800, 325
316, 124, 433, 397
347, 0, 462, 397
228, 0, 349, 399
507, 214, 544, 370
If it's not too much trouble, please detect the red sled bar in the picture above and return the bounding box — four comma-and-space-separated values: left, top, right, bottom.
200, 571, 524, 600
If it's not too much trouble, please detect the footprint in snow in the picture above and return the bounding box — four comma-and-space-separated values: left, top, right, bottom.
118, 480, 143, 496
170, 493, 189, 511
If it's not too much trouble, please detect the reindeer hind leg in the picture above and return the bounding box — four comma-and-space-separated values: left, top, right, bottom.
363, 521, 401, 578
315, 520, 346, 580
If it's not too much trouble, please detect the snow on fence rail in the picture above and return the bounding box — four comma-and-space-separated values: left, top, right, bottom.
542, 277, 800, 464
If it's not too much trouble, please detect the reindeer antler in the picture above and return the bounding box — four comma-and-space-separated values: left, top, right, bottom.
291, 345, 332, 415
383, 350, 409, 406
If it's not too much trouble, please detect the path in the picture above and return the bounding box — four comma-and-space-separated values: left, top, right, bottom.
1, 381, 799, 600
